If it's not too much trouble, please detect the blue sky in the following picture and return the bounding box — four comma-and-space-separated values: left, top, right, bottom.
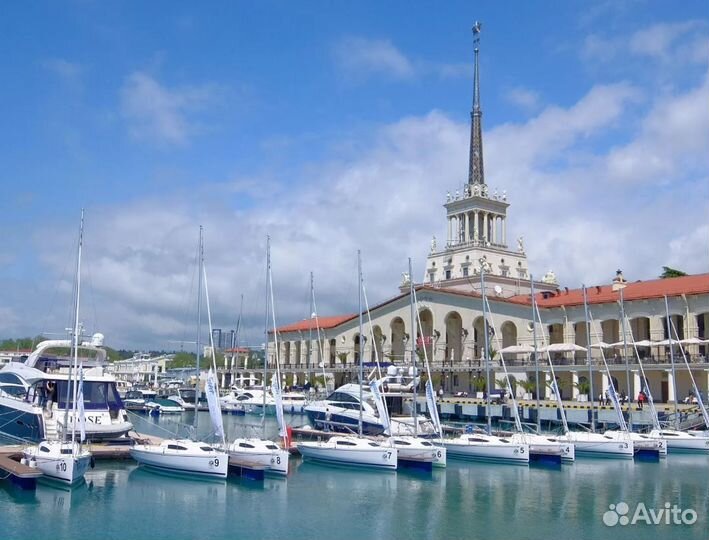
1, 1, 708, 348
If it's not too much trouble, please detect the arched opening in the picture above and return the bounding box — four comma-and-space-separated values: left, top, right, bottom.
371, 325, 384, 362
284, 342, 291, 366
601, 320, 619, 345
418, 308, 435, 362
501, 321, 517, 349
353, 334, 361, 365
698, 312, 709, 358
295, 341, 302, 367
444, 312, 463, 364
629, 317, 650, 358
547, 323, 564, 362
574, 321, 589, 362
390, 317, 406, 363
328, 339, 336, 367
473, 316, 485, 361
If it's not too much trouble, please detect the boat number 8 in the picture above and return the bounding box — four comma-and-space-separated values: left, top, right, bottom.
276, 456, 281, 465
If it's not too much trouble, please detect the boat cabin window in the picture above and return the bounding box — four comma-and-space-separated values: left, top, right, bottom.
468, 437, 489, 443
661, 432, 678, 437
60, 448, 73, 454
420, 441, 432, 446
40, 445, 50, 453
603, 436, 613, 440
200, 446, 213, 452
167, 444, 188, 451
326, 392, 359, 404
336, 441, 357, 446
56, 380, 125, 411
239, 443, 255, 449
266, 445, 278, 450
393, 440, 410, 446
368, 442, 380, 447
499, 439, 510, 443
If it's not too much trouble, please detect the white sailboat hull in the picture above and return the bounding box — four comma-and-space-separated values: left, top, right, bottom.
515, 434, 575, 462
228, 439, 289, 475
388, 436, 445, 467
130, 441, 228, 478
443, 435, 529, 464
650, 429, 709, 453
565, 432, 634, 458
297, 437, 398, 470
23, 443, 92, 485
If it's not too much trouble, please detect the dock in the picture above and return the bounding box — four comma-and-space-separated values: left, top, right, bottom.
0, 451, 43, 490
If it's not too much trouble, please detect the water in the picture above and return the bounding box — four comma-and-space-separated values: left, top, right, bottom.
3, 413, 709, 540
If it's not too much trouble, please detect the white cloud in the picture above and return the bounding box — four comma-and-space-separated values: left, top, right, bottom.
504, 87, 541, 111
43, 58, 83, 83
120, 72, 218, 145
628, 21, 704, 60
334, 37, 414, 80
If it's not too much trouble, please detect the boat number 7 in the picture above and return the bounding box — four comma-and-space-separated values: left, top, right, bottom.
383, 452, 392, 460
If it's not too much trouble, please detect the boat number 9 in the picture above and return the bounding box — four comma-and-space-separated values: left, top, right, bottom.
383, 452, 392, 460
56, 461, 67, 472
211, 458, 220, 467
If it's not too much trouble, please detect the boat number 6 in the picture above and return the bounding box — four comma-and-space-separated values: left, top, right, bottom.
436, 451, 442, 458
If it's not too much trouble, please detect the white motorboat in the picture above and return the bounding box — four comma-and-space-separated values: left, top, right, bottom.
0, 338, 133, 442
443, 433, 529, 464
167, 388, 199, 411
604, 430, 667, 458
23, 440, 92, 485
564, 431, 634, 458
304, 383, 387, 435
649, 428, 709, 453
297, 436, 398, 470
251, 391, 308, 415
130, 439, 228, 479
227, 438, 289, 475
145, 398, 184, 415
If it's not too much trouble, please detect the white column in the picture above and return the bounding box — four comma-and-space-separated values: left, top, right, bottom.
544, 371, 552, 399
447, 217, 452, 244
667, 370, 676, 403
465, 213, 470, 243
473, 210, 479, 242
483, 212, 488, 242
502, 217, 506, 246
633, 371, 641, 400
571, 371, 579, 400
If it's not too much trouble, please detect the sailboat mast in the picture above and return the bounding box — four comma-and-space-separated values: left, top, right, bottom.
408, 258, 418, 436
194, 226, 203, 432
480, 263, 492, 435
263, 236, 270, 438
664, 295, 679, 428
530, 276, 541, 433
68, 209, 84, 445
308, 272, 313, 383
582, 285, 596, 432
358, 250, 363, 438
234, 293, 243, 379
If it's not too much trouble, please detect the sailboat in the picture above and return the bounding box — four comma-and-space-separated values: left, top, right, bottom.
563, 289, 634, 459
227, 236, 289, 476
130, 227, 228, 479
363, 260, 444, 470
23, 211, 92, 485
648, 296, 709, 453
442, 259, 529, 464
297, 251, 398, 470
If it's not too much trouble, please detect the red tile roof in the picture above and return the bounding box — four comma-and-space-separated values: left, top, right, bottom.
510, 273, 709, 308
273, 274, 709, 333
274, 314, 357, 334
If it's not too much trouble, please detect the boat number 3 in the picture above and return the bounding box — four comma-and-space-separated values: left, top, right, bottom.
383, 452, 392, 460
56, 461, 67, 472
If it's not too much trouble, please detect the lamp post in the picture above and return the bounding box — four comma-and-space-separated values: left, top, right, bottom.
612, 269, 632, 426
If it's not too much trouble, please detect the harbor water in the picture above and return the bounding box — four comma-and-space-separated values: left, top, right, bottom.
3, 412, 708, 540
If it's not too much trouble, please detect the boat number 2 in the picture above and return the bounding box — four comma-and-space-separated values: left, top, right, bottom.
383, 452, 392, 460
56, 461, 67, 472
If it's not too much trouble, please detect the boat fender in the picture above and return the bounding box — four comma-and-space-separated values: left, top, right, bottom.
90, 456, 96, 469
20, 457, 28, 466
29, 459, 38, 468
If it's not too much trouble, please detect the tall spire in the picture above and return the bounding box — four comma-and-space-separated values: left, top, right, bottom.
468, 21, 485, 186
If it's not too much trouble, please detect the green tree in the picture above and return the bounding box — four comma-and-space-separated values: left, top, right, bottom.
660, 266, 687, 279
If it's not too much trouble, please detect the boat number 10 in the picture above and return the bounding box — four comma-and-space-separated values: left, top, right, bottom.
56, 461, 67, 472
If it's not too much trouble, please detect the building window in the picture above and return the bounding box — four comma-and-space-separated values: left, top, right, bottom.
445, 270, 451, 280
463, 267, 469, 277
